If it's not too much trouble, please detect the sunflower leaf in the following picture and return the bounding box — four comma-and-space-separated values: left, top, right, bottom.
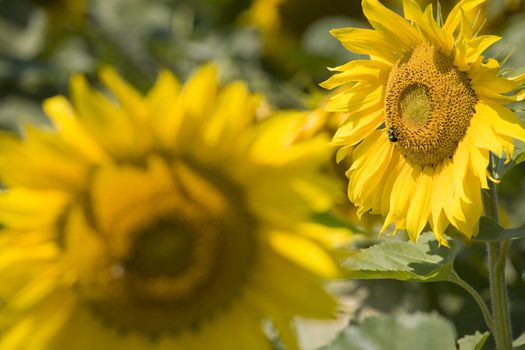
318, 312, 457, 350
513, 331, 525, 349
515, 151, 525, 166
341, 232, 457, 282
473, 216, 525, 241
457, 331, 490, 350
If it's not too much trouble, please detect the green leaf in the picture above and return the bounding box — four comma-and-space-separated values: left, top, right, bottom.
341, 232, 457, 282
491, 146, 525, 179
319, 313, 457, 350
514, 151, 525, 166
457, 331, 489, 350
513, 331, 525, 350
473, 216, 525, 241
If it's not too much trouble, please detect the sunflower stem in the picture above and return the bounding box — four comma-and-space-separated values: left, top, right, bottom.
481, 155, 513, 350
450, 270, 494, 334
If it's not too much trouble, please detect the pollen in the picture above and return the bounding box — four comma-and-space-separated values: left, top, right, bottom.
384, 44, 478, 167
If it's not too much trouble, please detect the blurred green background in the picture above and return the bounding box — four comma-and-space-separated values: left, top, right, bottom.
2, 0, 525, 348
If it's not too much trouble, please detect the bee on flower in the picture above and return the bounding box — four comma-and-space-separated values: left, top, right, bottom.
321, 0, 525, 245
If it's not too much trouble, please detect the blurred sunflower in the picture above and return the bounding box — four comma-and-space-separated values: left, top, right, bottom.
0, 64, 342, 349
321, 0, 525, 245
289, 91, 382, 237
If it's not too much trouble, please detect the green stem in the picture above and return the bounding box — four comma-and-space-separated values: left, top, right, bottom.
482, 156, 513, 350
450, 271, 494, 334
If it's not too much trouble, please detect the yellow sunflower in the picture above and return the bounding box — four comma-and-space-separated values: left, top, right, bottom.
292, 92, 386, 234
321, 0, 525, 245
0, 64, 341, 349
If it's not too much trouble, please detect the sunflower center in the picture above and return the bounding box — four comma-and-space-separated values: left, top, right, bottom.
71, 161, 257, 335
399, 84, 432, 128
384, 44, 478, 167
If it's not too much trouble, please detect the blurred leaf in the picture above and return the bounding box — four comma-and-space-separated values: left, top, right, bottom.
0, 6, 46, 59
302, 17, 366, 61
473, 216, 525, 241
487, 11, 525, 68
495, 148, 525, 180
514, 331, 525, 349
342, 232, 457, 282
515, 151, 525, 166
0, 96, 47, 131
312, 212, 369, 235
457, 331, 489, 350
319, 313, 457, 350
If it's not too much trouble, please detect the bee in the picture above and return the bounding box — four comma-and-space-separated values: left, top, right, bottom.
387, 127, 398, 142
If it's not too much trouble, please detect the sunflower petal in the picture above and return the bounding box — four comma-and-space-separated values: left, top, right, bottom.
406, 166, 433, 241
443, 0, 486, 36
362, 0, 420, 50
330, 27, 399, 62
321, 60, 390, 89
476, 101, 525, 142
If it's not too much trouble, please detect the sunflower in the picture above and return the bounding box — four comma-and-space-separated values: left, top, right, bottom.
292, 91, 386, 234
321, 0, 525, 245
0, 64, 342, 349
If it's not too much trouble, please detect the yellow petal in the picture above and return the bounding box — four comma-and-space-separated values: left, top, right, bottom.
476, 101, 525, 142
362, 0, 420, 51
204, 81, 259, 151
422, 5, 454, 53
10, 270, 61, 310
430, 165, 450, 244
99, 66, 147, 124
253, 246, 337, 319
321, 60, 390, 90
43, 96, 106, 162
335, 144, 353, 163
147, 70, 180, 106
177, 63, 219, 120
332, 107, 383, 146
70, 74, 141, 158
348, 132, 393, 204
330, 27, 399, 62
402, 0, 424, 23
458, 170, 483, 238
467, 139, 490, 188
443, 0, 486, 36
380, 151, 403, 216
465, 35, 501, 64
404, 1, 454, 54
147, 70, 181, 145
0, 188, 66, 230
269, 230, 339, 278
2, 291, 74, 349
406, 166, 433, 241
468, 114, 505, 156
347, 84, 385, 114
452, 136, 471, 203
470, 60, 518, 98
382, 158, 414, 232
0, 128, 90, 191
158, 63, 219, 147
227, 308, 273, 350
